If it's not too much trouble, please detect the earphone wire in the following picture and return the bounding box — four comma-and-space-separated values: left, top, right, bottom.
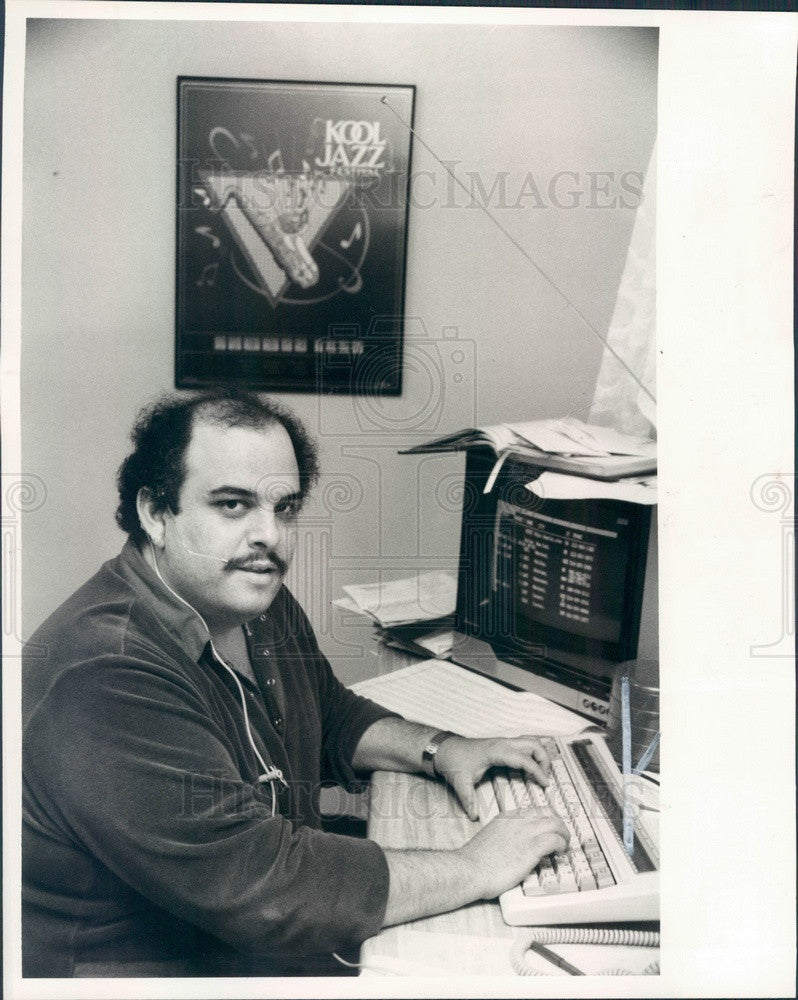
169, 517, 229, 565
147, 540, 285, 816
380, 95, 656, 408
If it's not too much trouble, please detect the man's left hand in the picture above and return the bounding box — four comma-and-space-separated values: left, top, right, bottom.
432, 736, 552, 822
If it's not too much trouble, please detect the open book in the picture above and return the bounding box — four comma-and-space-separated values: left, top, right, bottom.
400, 417, 656, 482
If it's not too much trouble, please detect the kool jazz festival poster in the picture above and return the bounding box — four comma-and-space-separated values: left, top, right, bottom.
176, 78, 415, 394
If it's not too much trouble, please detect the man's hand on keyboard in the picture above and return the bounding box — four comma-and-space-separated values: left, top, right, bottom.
460, 809, 570, 900
433, 736, 553, 822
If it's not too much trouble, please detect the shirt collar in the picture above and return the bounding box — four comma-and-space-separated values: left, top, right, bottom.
114, 538, 211, 664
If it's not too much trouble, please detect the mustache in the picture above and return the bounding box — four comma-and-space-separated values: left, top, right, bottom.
225, 552, 289, 576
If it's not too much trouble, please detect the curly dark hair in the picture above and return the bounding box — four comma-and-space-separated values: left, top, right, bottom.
116, 388, 320, 546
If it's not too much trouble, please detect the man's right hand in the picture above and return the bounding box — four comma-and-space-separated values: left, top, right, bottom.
459, 810, 570, 899
382, 809, 569, 927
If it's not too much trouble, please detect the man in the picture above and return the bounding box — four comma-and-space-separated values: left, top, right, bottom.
22, 389, 567, 977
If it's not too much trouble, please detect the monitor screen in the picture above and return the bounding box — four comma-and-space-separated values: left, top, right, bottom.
457, 451, 652, 676
495, 501, 636, 647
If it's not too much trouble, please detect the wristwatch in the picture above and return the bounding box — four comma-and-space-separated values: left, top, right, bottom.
421, 730, 457, 778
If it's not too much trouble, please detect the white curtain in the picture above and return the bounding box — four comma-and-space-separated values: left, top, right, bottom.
589, 140, 657, 437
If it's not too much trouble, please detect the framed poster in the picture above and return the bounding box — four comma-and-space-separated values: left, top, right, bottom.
176, 77, 415, 394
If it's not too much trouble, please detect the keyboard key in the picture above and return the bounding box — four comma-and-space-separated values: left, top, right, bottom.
560, 783, 581, 810
574, 866, 598, 891
559, 814, 579, 850
568, 847, 590, 870
575, 817, 598, 849
509, 774, 532, 808
551, 759, 570, 783
537, 857, 558, 893
521, 870, 544, 896
552, 853, 578, 892
546, 786, 568, 820
585, 845, 615, 883
584, 845, 607, 866
590, 863, 616, 889
491, 773, 516, 812
524, 778, 549, 810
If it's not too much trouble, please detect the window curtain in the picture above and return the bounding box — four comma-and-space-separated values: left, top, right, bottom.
589, 140, 657, 438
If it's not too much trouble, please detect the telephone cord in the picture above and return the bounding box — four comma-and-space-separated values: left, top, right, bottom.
510, 927, 660, 976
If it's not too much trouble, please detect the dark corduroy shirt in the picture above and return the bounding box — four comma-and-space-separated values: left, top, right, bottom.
22, 541, 396, 977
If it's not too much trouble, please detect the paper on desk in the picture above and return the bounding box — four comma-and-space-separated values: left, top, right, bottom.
350, 659, 588, 737
508, 417, 654, 457
413, 629, 456, 657
361, 931, 515, 977
526, 471, 658, 504
342, 571, 457, 626
331, 595, 361, 614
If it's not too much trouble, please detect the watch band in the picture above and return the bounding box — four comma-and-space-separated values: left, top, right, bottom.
421, 730, 456, 778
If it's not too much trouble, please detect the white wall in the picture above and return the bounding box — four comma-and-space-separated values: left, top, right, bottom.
21, 18, 658, 676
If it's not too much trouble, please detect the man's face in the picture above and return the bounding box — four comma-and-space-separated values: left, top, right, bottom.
155, 418, 301, 633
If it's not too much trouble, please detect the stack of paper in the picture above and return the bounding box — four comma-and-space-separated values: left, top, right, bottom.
350, 658, 589, 737
373, 626, 457, 661
334, 571, 457, 627
401, 417, 656, 482
506, 417, 654, 458
402, 417, 654, 459
526, 471, 657, 505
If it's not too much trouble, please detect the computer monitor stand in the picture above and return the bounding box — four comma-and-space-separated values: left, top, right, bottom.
447, 631, 612, 724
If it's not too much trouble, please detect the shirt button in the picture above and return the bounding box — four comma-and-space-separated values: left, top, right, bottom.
266, 678, 276, 687
274, 717, 283, 727
259, 614, 268, 621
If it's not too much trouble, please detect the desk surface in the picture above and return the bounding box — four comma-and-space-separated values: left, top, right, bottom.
325, 612, 516, 971
362, 769, 517, 975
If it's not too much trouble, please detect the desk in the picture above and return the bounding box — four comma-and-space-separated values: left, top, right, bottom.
336, 615, 660, 977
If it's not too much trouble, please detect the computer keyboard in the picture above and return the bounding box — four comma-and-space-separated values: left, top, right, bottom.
479, 733, 659, 925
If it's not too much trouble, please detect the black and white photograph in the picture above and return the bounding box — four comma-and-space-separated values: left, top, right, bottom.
1, 3, 794, 998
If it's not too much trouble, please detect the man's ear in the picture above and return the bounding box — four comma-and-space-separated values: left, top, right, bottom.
136, 488, 167, 548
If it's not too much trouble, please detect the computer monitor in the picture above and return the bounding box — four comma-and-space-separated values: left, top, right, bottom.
452, 448, 653, 720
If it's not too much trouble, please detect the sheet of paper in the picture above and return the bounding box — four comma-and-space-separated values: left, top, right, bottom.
382, 636, 427, 656
350, 658, 588, 737
505, 419, 607, 456
550, 417, 655, 457
342, 571, 457, 625
331, 595, 363, 614
526, 471, 658, 504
